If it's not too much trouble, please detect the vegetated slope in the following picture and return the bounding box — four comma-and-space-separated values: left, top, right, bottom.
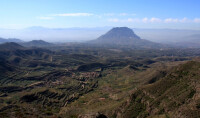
0, 42, 25, 51
0, 70, 100, 117
114, 61, 200, 118
0, 57, 16, 75
0, 42, 54, 67
89, 27, 162, 48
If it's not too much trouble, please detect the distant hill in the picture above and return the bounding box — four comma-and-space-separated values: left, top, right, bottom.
0, 27, 109, 42
21, 40, 53, 47
176, 34, 200, 48
0, 37, 23, 43
0, 42, 25, 51
0, 42, 53, 67
89, 27, 162, 48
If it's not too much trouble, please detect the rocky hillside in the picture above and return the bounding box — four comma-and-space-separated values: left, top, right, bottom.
113, 61, 200, 118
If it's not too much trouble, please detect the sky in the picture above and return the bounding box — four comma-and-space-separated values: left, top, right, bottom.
0, 0, 200, 29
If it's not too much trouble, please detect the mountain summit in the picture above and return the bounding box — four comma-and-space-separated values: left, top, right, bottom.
99, 27, 141, 40
89, 27, 161, 48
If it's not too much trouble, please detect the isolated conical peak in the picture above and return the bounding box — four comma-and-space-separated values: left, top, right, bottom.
100, 27, 141, 40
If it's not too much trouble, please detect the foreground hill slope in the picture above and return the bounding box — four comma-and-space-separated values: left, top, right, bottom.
114, 61, 200, 118
89, 27, 162, 48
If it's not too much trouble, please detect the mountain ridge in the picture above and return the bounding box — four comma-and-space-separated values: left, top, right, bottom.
21, 40, 53, 47
0, 42, 25, 51
0, 38, 23, 43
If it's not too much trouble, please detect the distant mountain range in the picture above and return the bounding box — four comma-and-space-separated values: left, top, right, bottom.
0, 27, 109, 42
0, 38, 23, 43
89, 27, 163, 48
0, 26, 199, 48
0, 38, 53, 48
0, 26, 199, 44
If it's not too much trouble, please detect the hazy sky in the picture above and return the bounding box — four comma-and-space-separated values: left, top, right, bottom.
1, 0, 200, 29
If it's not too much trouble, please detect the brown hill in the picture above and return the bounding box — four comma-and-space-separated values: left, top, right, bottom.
113, 61, 200, 118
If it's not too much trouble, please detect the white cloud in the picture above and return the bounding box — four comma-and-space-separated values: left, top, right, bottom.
131, 13, 137, 16
150, 17, 162, 23
125, 18, 141, 23
141, 17, 162, 23
108, 18, 144, 23
37, 17, 53, 20
54, 13, 93, 17
127, 18, 134, 22
161, 17, 200, 23
103, 13, 136, 17
108, 18, 140, 23
108, 17, 196, 23
108, 18, 119, 22
96, 15, 102, 18
119, 13, 136, 16
127, 18, 140, 22
194, 18, 200, 23
116, 17, 162, 23
142, 18, 148, 23
179, 17, 189, 23
39, 13, 200, 25
119, 13, 128, 16
44, 13, 138, 19
164, 18, 179, 23
104, 13, 115, 16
